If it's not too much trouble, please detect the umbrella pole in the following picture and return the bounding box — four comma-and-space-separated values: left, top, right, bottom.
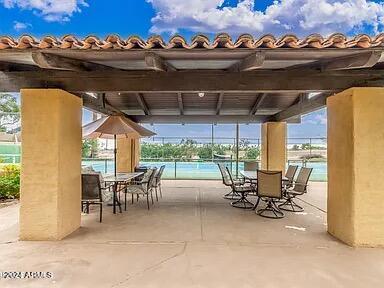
114, 134, 117, 177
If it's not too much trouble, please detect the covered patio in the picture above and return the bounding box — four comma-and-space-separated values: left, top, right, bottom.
1, 33, 384, 249
2, 180, 384, 287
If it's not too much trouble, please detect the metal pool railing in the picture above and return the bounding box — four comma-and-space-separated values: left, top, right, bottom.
81, 158, 327, 182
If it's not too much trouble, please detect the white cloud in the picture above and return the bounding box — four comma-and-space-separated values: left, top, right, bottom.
1, 0, 88, 22
13, 20, 31, 31
147, 0, 384, 36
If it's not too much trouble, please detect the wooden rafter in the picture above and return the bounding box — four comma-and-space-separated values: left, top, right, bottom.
268, 93, 330, 122
229, 52, 265, 72
32, 52, 119, 72
249, 93, 267, 115
177, 92, 184, 115
145, 52, 176, 72
135, 93, 151, 115
0, 61, 41, 72
287, 51, 382, 72
215, 92, 224, 115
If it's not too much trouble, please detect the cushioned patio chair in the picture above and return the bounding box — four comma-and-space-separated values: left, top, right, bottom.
217, 163, 242, 200
81, 174, 106, 222
125, 168, 157, 210
279, 167, 313, 212
253, 170, 284, 219
283, 165, 298, 189
226, 167, 255, 209
152, 165, 165, 200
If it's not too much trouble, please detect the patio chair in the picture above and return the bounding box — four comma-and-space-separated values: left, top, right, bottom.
283, 165, 298, 189
253, 170, 284, 219
217, 163, 242, 200
279, 167, 313, 212
125, 168, 157, 210
226, 167, 255, 209
81, 174, 106, 222
152, 165, 165, 200
134, 166, 148, 182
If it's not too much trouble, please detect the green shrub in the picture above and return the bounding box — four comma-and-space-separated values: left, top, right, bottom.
0, 164, 20, 199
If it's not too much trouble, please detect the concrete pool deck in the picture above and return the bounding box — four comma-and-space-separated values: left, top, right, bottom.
0, 181, 383, 287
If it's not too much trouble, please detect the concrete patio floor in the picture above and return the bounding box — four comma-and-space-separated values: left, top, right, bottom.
1, 180, 384, 288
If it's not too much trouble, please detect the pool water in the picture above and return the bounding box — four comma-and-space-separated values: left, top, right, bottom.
83, 160, 327, 182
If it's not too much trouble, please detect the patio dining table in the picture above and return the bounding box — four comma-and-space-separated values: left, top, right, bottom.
240, 170, 289, 182
104, 172, 144, 214
240, 170, 258, 181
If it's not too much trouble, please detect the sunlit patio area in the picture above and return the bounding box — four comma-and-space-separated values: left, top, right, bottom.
1, 180, 384, 287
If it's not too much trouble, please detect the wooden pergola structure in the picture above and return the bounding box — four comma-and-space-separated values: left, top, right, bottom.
1, 33, 384, 123
3, 33, 384, 247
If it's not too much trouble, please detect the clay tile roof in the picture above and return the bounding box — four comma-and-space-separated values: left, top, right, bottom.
0, 33, 383, 50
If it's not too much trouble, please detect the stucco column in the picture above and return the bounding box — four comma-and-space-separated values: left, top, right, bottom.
327, 87, 384, 247
20, 89, 82, 241
116, 138, 140, 173
261, 122, 286, 171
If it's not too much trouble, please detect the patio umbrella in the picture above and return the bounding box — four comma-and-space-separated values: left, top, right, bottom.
82, 115, 156, 176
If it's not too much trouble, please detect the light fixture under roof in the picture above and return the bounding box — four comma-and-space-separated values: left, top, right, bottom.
85, 92, 98, 99
198, 92, 205, 98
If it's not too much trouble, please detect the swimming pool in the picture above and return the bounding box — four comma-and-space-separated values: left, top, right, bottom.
83, 159, 327, 182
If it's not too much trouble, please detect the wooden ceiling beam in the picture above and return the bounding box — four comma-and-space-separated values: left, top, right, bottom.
177, 92, 184, 115
32, 52, 120, 72
130, 115, 268, 124
249, 93, 267, 115
229, 52, 265, 72
135, 93, 151, 115
0, 69, 383, 92
267, 93, 331, 122
81, 93, 123, 116
0, 61, 41, 72
287, 51, 382, 71
322, 51, 382, 71
215, 92, 224, 115
145, 52, 176, 72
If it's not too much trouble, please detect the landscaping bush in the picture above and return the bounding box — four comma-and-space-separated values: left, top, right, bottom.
0, 164, 20, 199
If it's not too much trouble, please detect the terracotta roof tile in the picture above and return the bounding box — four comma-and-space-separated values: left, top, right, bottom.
0, 33, 383, 50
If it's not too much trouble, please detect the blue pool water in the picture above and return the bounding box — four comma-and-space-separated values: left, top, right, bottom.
82, 160, 327, 182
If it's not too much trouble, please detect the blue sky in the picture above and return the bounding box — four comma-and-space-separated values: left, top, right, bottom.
1, 0, 383, 38
2, 0, 379, 138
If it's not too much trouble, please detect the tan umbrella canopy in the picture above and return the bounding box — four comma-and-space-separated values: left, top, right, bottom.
82, 115, 155, 139
82, 115, 156, 176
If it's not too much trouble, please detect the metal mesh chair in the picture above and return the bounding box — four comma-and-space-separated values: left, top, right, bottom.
125, 168, 156, 210
152, 165, 165, 201
279, 167, 313, 212
81, 174, 104, 222
283, 165, 298, 188
217, 163, 241, 200
254, 170, 284, 219
226, 167, 255, 209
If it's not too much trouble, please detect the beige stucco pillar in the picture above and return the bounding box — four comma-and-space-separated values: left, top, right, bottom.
116, 138, 140, 173
20, 89, 82, 241
261, 122, 287, 171
327, 87, 384, 247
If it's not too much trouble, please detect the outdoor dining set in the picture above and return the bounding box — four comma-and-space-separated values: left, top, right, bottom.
218, 163, 313, 219
81, 165, 166, 222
